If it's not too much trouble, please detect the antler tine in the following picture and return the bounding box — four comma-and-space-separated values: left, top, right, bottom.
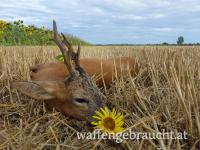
75, 43, 85, 74
75, 43, 81, 66
53, 20, 76, 76
62, 34, 85, 74
62, 34, 81, 68
61, 33, 76, 59
61, 33, 72, 48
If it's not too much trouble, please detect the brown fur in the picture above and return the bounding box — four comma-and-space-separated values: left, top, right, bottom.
13, 57, 138, 121
12, 21, 139, 121
30, 57, 139, 87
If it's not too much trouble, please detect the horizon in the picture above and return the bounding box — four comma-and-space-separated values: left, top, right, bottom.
1, 0, 200, 44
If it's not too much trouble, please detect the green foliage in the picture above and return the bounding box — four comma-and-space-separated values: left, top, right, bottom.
177, 36, 184, 45
162, 42, 169, 45
55, 54, 75, 64
55, 54, 64, 62
0, 20, 90, 46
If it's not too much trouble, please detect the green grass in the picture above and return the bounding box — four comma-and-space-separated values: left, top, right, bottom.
0, 20, 90, 46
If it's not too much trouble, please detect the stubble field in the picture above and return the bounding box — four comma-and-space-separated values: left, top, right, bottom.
0, 46, 200, 150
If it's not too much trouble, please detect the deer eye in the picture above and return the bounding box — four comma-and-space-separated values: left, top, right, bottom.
74, 98, 89, 106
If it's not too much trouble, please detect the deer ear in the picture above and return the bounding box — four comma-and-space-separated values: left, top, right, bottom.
12, 81, 66, 100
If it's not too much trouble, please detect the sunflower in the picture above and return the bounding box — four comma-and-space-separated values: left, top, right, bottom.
91, 107, 124, 133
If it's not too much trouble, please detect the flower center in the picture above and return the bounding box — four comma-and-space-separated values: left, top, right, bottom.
103, 117, 115, 130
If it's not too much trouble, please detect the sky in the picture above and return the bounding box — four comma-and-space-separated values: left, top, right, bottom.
0, 0, 200, 44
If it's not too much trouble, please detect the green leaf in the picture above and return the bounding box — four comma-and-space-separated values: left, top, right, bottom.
55, 54, 64, 62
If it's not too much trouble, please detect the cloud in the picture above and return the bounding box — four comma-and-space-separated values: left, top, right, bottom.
0, 0, 200, 44
0, 0, 55, 25
0, 1, 53, 14
153, 27, 174, 32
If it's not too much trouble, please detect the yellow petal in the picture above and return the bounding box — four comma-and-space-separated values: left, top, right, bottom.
100, 107, 108, 116
114, 127, 124, 132
92, 115, 102, 120
114, 112, 122, 119
111, 108, 117, 118
105, 107, 110, 114
95, 110, 104, 118
116, 121, 124, 126
91, 122, 99, 125
115, 114, 123, 122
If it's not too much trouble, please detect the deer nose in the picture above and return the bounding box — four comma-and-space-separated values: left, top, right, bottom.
87, 112, 97, 122
86, 103, 106, 122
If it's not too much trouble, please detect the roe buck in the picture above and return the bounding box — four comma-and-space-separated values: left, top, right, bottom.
13, 21, 138, 121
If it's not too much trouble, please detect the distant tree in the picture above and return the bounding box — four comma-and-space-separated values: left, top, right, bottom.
177, 36, 184, 45
162, 42, 169, 45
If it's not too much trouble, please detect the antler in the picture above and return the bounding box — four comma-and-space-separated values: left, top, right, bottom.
53, 20, 77, 76
61, 33, 81, 68
61, 33, 77, 61
74, 43, 85, 74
